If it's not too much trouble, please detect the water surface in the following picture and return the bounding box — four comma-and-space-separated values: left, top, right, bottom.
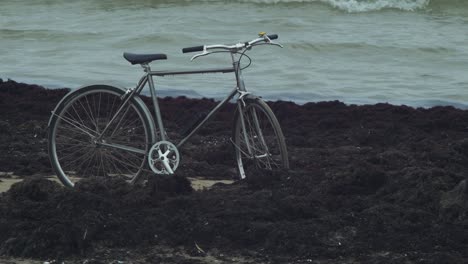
1, 0, 468, 107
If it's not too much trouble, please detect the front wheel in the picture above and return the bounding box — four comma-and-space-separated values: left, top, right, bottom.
232, 97, 289, 179
48, 85, 156, 188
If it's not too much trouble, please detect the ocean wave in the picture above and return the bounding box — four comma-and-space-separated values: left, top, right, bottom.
0, 28, 100, 40
66, 0, 468, 13
289, 41, 456, 56
427, 0, 468, 10
246, 0, 428, 12
236, 0, 468, 13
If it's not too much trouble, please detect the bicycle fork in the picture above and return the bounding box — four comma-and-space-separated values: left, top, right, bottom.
236, 99, 276, 174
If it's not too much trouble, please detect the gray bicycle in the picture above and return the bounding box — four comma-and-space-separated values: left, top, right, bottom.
48, 33, 289, 188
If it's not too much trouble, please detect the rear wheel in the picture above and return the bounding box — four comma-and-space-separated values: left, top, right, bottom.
232, 98, 288, 179
48, 85, 155, 187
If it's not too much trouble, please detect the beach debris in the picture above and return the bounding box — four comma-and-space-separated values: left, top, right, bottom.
195, 242, 206, 255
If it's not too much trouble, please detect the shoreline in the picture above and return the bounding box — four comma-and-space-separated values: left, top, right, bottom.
4, 77, 468, 110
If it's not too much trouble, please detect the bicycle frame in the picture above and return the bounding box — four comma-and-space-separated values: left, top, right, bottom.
98, 53, 250, 153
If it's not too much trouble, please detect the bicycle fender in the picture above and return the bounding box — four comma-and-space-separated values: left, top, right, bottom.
243, 94, 261, 101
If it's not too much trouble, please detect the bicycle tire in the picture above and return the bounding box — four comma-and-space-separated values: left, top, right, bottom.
232, 97, 289, 179
48, 85, 156, 188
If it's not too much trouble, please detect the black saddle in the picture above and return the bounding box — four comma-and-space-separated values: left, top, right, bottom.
123, 52, 167, 65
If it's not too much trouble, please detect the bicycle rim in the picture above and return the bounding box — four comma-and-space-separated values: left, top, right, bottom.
49, 88, 151, 187
233, 99, 288, 179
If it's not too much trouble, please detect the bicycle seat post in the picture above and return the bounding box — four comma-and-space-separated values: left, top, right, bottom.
141, 63, 151, 73
142, 62, 167, 141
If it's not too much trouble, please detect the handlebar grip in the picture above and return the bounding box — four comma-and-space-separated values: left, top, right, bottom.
182, 46, 204, 53
267, 34, 278, 40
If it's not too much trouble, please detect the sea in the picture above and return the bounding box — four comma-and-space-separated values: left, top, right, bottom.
1, 0, 468, 107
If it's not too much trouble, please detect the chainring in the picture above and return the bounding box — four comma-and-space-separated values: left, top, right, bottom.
148, 141, 180, 175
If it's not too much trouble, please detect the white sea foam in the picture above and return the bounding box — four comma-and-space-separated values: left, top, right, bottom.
241, 0, 468, 12
320, 0, 429, 12
241, 0, 431, 12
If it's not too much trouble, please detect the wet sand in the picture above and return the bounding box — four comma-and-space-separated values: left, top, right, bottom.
0, 175, 232, 193
0, 178, 22, 193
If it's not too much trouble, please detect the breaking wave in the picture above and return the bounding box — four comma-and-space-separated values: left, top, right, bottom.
237, 0, 468, 13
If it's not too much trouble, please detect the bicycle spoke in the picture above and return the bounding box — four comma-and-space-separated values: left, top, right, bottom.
60, 149, 94, 170
95, 92, 102, 132
103, 152, 125, 177
106, 151, 141, 175
106, 94, 118, 126
108, 149, 143, 169
99, 142, 146, 155
108, 105, 132, 138
56, 135, 89, 146
77, 97, 96, 131
57, 144, 93, 162
110, 118, 144, 139
54, 112, 97, 138
64, 149, 96, 175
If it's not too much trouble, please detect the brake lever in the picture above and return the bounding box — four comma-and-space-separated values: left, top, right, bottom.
260, 34, 283, 48
270, 42, 284, 48
191, 51, 212, 61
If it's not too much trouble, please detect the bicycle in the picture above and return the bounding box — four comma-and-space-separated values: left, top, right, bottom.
48, 33, 289, 188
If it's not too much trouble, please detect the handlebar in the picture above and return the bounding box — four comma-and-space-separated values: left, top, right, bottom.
182, 34, 280, 54
267, 34, 278, 40
182, 45, 204, 54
